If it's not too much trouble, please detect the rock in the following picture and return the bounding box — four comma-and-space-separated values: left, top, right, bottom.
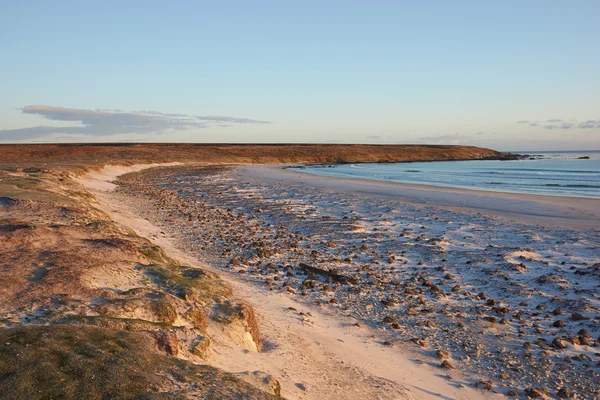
436, 350, 450, 359
553, 320, 565, 328
191, 336, 211, 359
507, 389, 519, 397
570, 312, 587, 321
380, 297, 397, 307
425, 320, 437, 328
578, 328, 591, 338
410, 338, 427, 347
556, 387, 576, 399
440, 360, 454, 369
567, 336, 581, 346
474, 380, 493, 390
553, 338, 567, 350
302, 279, 316, 290
524, 388, 549, 398
295, 382, 307, 392
579, 336, 592, 346
152, 331, 179, 356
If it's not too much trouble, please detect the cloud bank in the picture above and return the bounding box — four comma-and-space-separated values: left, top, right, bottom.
518, 118, 600, 130
0, 105, 270, 141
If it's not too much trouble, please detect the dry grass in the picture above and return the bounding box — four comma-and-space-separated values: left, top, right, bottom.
0, 167, 274, 397
0, 325, 278, 400
0, 143, 506, 169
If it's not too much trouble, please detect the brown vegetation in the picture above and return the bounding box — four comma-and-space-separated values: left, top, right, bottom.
0, 143, 508, 169
0, 167, 274, 398
0, 325, 277, 399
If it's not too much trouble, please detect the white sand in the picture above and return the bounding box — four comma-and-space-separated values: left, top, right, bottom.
78, 164, 500, 400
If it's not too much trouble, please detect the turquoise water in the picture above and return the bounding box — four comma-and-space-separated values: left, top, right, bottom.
291, 151, 600, 199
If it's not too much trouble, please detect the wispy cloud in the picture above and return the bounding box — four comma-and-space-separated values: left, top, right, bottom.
577, 120, 600, 129
194, 115, 270, 124
543, 122, 574, 130
0, 105, 270, 141
519, 118, 600, 130
420, 134, 472, 141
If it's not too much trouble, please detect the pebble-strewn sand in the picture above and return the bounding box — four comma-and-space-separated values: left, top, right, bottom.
113, 164, 600, 399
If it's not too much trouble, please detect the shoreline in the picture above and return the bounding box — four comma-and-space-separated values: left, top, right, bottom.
79, 163, 495, 400
243, 165, 600, 230
286, 166, 600, 201
96, 163, 599, 399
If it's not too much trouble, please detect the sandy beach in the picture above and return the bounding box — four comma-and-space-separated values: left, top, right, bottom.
242, 165, 600, 230
79, 163, 600, 399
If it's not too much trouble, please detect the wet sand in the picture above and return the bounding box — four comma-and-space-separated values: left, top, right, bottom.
239, 165, 600, 230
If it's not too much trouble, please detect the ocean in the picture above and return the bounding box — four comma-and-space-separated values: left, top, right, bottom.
291, 150, 600, 199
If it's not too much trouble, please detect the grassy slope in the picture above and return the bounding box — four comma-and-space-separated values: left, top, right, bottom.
0, 168, 275, 399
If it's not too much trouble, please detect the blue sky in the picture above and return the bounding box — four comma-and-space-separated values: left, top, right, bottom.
1, 1, 599, 150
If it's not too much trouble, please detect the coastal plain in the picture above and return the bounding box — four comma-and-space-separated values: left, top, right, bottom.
1, 144, 598, 399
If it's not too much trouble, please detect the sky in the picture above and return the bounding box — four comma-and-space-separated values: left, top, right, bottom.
0, 1, 599, 151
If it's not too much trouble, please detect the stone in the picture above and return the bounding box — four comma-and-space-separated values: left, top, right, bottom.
436, 350, 450, 359
474, 380, 493, 390
553, 338, 567, 350
524, 388, 549, 398
191, 336, 211, 359
570, 312, 587, 321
